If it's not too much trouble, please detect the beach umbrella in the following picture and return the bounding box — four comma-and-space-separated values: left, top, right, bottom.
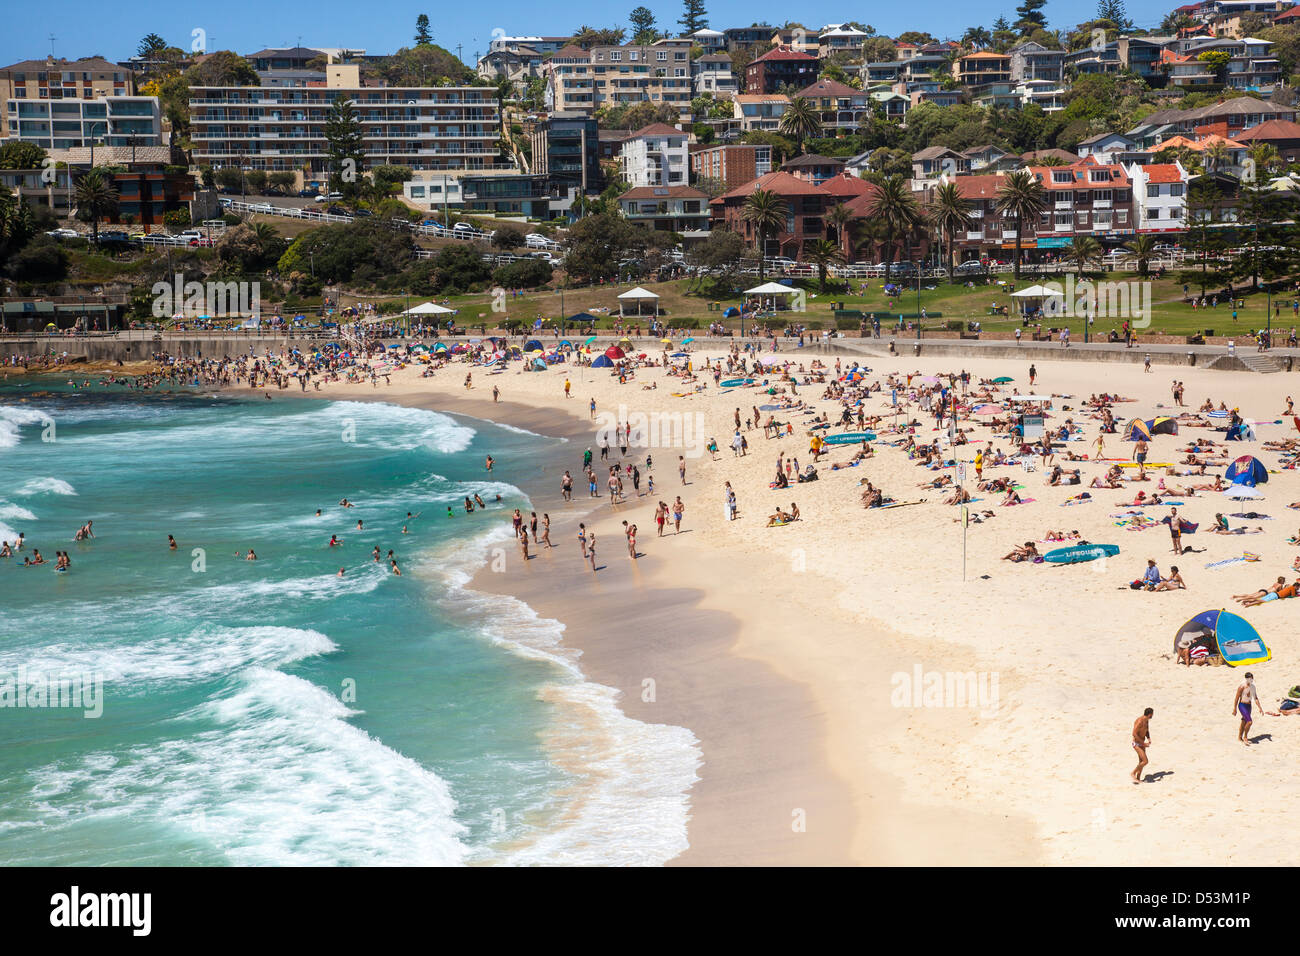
972, 404, 1002, 416
585, 335, 597, 346
682, 337, 695, 344
1225, 455, 1268, 485
671, 351, 688, 357
992, 376, 1014, 384
661, 337, 672, 344
1223, 484, 1263, 500
918, 375, 940, 384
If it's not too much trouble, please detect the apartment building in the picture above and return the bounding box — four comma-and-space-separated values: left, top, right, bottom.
619, 123, 689, 187
188, 64, 503, 183
1009, 41, 1065, 83
530, 112, 601, 192
476, 46, 546, 86
1065, 42, 1121, 74
1126, 162, 1190, 233
912, 146, 969, 183
745, 47, 818, 94
953, 52, 1012, 86
1117, 36, 1172, 79
1031, 159, 1136, 242
544, 44, 692, 119
618, 185, 711, 237
692, 54, 738, 98
732, 94, 789, 131
0, 56, 133, 132
1234, 118, 1300, 163
689, 142, 771, 188
723, 27, 776, 49
689, 29, 728, 54
5, 95, 161, 150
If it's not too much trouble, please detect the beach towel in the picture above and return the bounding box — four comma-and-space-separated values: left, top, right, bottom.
1205, 555, 1249, 571
1230, 512, 1271, 519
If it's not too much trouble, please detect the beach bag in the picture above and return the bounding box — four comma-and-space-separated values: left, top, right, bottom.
1129, 580, 1144, 590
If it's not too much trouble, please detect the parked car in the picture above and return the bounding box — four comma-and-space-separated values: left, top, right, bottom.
524, 233, 552, 247
955, 260, 987, 274
176, 229, 203, 241
453, 221, 476, 234
96, 230, 128, 243
352, 208, 372, 217
188, 237, 216, 247
298, 188, 320, 198
325, 205, 349, 217
46, 228, 79, 239
314, 192, 343, 202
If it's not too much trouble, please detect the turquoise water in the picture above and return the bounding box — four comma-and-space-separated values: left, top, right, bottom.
0, 386, 698, 865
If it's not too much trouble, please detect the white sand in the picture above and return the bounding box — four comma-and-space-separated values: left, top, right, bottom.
286, 344, 1300, 865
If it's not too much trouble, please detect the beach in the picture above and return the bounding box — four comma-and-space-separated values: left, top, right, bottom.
252, 339, 1296, 866
18, 340, 1300, 865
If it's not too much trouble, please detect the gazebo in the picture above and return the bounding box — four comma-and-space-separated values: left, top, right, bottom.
401, 301, 455, 316
744, 281, 798, 312
617, 287, 660, 318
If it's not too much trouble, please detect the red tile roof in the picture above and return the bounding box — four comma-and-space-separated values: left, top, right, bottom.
952, 174, 1003, 200
1235, 118, 1300, 142
818, 171, 876, 197
1140, 164, 1184, 184
718, 170, 829, 199
626, 123, 686, 138
751, 46, 818, 63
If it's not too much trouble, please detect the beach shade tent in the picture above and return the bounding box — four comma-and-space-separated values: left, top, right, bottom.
591, 354, 615, 369
604, 345, 626, 360
992, 376, 1014, 384
567, 313, 599, 326
524, 339, 544, 352
618, 287, 660, 318
558, 339, 574, 348
1173, 610, 1271, 667
1223, 484, 1264, 500
401, 301, 455, 316
1148, 416, 1179, 436
531, 357, 548, 370
744, 281, 799, 311
1125, 418, 1153, 441
1225, 455, 1268, 486
723, 307, 740, 317
1226, 421, 1257, 442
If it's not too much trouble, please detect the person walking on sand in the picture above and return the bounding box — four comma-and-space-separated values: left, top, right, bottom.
492, 385, 500, 403
578, 523, 588, 558
1234, 672, 1263, 744
541, 513, 552, 548
564, 378, 571, 399
1093, 434, 1106, 461
589, 397, 596, 420
1169, 506, 1183, 555
1131, 708, 1153, 783
1028, 364, 1036, 387
588, 533, 597, 572
678, 456, 687, 485
1133, 438, 1148, 481
672, 496, 685, 533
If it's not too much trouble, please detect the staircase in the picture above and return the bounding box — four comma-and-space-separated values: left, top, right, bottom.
1205, 353, 1286, 373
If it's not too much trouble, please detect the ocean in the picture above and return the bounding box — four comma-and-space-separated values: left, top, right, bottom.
0, 384, 700, 865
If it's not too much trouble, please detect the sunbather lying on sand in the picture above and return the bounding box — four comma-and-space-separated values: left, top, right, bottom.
1234, 577, 1291, 606
1002, 541, 1040, 562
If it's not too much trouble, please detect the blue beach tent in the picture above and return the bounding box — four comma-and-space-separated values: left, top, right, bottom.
1173, 610, 1271, 667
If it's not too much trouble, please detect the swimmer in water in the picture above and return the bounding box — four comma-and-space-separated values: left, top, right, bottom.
474, 494, 486, 509
465, 497, 475, 513
329, 535, 341, 547
402, 525, 408, 534
372, 546, 381, 562
390, 560, 401, 575
168, 534, 177, 551
356, 519, 363, 531
245, 549, 257, 561
337, 567, 345, 577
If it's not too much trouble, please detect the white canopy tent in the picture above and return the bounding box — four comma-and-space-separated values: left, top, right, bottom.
1009, 283, 1064, 317
617, 286, 660, 318
401, 301, 455, 315
744, 281, 798, 312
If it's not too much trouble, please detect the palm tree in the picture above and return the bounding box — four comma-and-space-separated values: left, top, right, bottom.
1124, 234, 1157, 277
1204, 142, 1229, 175
779, 97, 822, 155
1247, 142, 1280, 180
865, 174, 925, 282
741, 189, 789, 280
1064, 235, 1102, 274
930, 181, 973, 283
826, 201, 852, 249
251, 221, 279, 252
994, 169, 1047, 280
963, 26, 992, 49
803, 238, 844, 292
73, 169, 119, 243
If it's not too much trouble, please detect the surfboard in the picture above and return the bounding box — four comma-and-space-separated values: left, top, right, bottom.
1042, 543, 1120, 564
822, 432, 877, 445
720, 378, 754, 388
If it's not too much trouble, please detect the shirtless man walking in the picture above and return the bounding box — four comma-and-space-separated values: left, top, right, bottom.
1131, 707, 1153, 783
1234, 672, 1262, 744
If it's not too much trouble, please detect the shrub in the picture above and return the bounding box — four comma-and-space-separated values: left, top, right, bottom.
163, 209, 192, 228
492, 258, 552, 288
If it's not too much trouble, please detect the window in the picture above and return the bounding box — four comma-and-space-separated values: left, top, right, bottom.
1170, 183, 1184, 196
1149, 208, 1160, 219
1147, 184, 1159, 197
1052, 171, 1072, 183
657, 51, 667, 61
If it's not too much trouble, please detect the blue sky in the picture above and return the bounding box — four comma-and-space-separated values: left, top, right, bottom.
4, 2, 1183, 67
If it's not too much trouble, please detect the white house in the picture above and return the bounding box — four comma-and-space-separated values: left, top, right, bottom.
619, 122, 690, 187
692, 53, 738, 98
1126, 161, 1190, 233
